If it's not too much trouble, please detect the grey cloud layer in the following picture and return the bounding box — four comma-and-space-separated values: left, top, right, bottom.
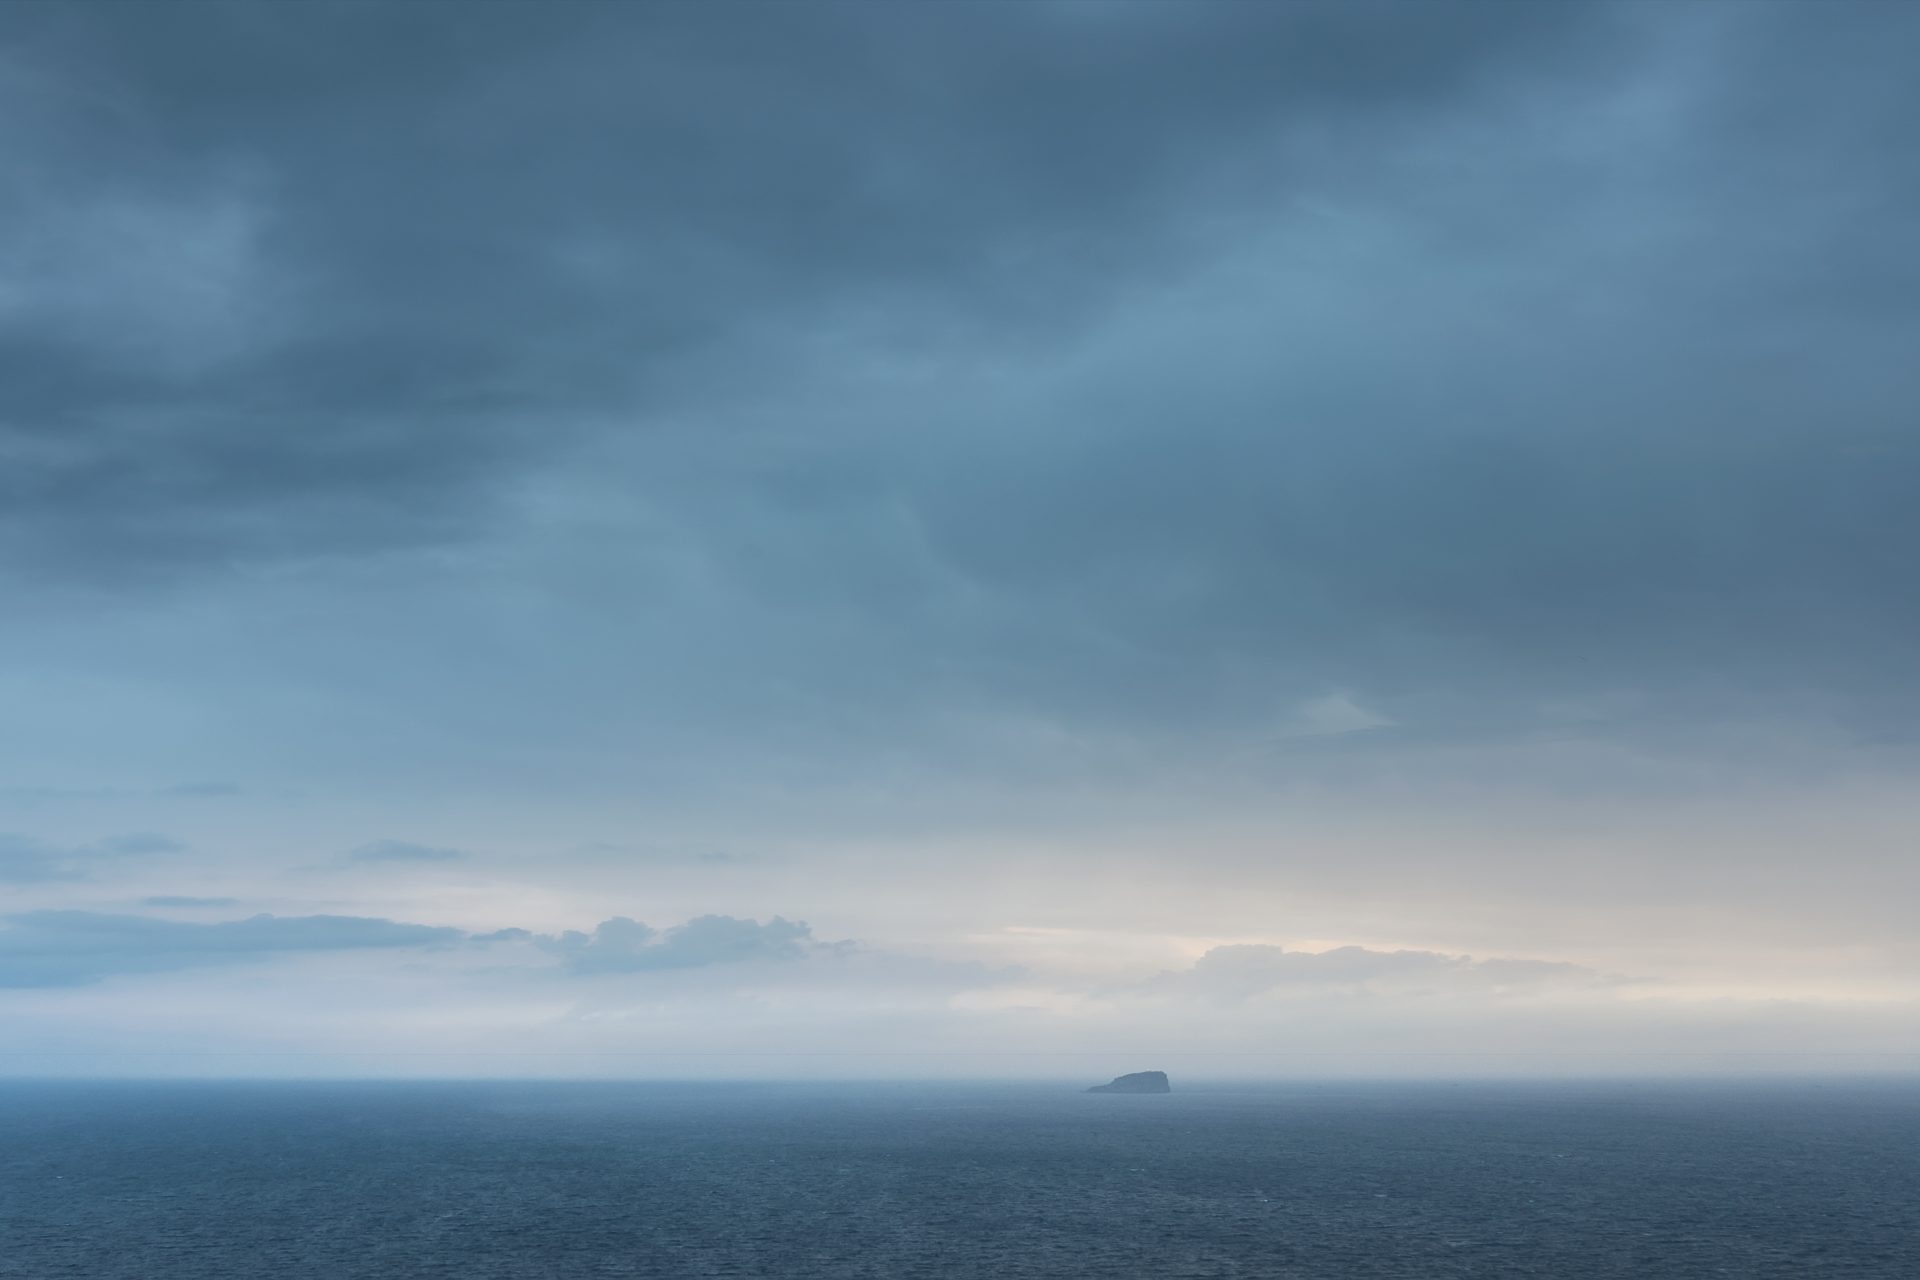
3, 0, 1597, 580
0, 902, 1612, 999
0, 910, 464, 987
6, 0, 1913, 776
2, 907, 1910, 1074
0, 909, 828, 987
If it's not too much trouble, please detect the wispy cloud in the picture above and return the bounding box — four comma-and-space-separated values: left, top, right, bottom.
0, 836, 84, 886
347, 840, 470, 864
0, 832, 185, 884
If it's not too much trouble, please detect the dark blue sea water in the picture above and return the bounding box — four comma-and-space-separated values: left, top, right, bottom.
2, 1079, 1916, 1278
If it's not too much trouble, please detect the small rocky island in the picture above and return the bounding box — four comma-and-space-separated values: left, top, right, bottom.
1087, 1071, 1171, 1094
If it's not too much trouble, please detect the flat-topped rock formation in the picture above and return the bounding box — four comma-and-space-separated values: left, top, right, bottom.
1087, 1071, 1170, 1094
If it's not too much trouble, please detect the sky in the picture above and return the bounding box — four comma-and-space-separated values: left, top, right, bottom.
2, 0, 1917, 1079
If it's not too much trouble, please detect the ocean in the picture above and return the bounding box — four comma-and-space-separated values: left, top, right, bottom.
2, 1079, 1915, 1277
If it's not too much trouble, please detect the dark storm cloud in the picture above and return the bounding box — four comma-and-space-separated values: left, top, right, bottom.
3, 0, 1916, 768
0, 909, 464, 987
0, 0, 1613, 581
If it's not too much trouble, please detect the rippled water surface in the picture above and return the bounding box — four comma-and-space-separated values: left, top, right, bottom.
3, 1079, 1916, 1278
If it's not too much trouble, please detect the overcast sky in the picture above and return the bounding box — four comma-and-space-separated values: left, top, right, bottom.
3, 0, 1917, 1078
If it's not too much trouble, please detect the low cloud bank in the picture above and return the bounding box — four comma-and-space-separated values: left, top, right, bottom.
1143, 943, 1623, 1001
0, 910, 464, 987
0, 909, 832, 987
532, 914, 820, 974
